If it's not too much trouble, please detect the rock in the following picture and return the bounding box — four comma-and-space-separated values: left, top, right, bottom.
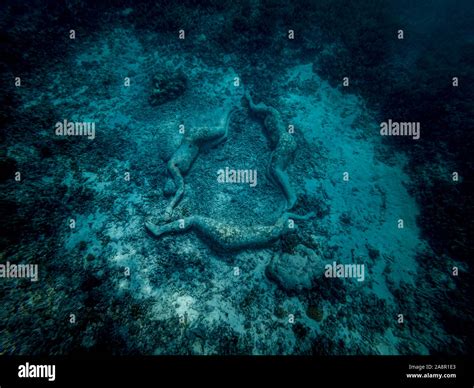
266, 244, 325, 292
149, 70, 187, 106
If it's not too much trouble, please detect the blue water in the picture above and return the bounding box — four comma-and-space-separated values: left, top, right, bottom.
0, 0, 472, 355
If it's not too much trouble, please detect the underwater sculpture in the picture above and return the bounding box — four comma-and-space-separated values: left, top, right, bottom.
147, 89, 307, 249
244, 90, 297, 211
146, 212, 315, 250
162, 107, 237, 220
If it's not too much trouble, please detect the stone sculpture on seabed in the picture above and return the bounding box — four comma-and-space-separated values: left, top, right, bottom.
244, 90, 297, 211
146, 88, 312, 249
145, 211, 315, 250
161, 106, 237, 221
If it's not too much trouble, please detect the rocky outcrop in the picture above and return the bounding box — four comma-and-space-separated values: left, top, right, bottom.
265, 243, 325, 292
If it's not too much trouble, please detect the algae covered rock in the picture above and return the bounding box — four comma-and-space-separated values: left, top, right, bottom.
266, 244, 325, 292
306, 305, 324, 322
149, 69, 187, 106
